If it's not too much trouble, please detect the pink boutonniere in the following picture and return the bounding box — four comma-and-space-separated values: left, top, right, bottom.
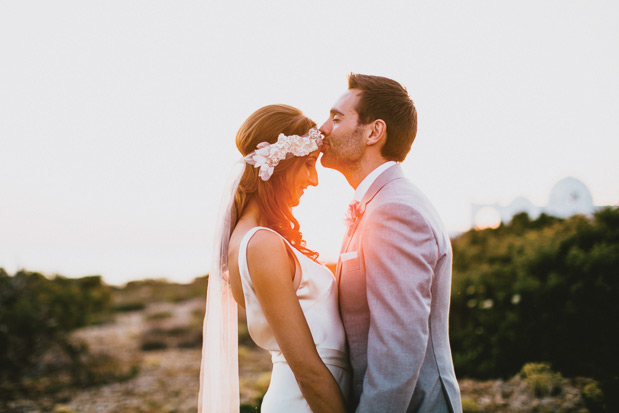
344, 200, 366, 230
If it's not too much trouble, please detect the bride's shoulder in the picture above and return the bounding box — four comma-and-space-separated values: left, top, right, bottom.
245, 227, 286, 257
244, 228, 293, 280
229, 226, 284, 258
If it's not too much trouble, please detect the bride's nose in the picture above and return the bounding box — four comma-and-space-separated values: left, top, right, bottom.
308, 168, 318, 187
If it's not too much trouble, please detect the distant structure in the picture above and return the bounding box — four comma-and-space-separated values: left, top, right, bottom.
471, 177, 602, 228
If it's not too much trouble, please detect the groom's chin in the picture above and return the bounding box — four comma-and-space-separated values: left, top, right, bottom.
319, 154, 335, 170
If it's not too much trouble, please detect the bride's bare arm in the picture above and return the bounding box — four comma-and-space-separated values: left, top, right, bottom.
246, 230, 346, 413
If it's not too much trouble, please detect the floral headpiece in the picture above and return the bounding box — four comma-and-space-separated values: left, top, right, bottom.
244, 127, 323, 181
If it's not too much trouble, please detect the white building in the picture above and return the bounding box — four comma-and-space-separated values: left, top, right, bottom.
471, 177, 602, 228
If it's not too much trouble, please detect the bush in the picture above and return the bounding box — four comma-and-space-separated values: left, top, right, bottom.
582, 380, 605, 412
140, 325, 202, 350
450, 208, 619, 409
461, 398, 480, 413
144, 311, 173, 321
68, 345, 140, 386
0, 270, 112, 390
140, 340, 168, 351
520, 362, 563, 397
111, 301, 146, 312
240, 404, 259, 412
114, 276, 207, 306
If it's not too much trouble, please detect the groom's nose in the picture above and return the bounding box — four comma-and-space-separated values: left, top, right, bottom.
319, 120, 331, 135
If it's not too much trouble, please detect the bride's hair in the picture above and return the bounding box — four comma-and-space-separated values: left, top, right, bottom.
234, 104, 319, 260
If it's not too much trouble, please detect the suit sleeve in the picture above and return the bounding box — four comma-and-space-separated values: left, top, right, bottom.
357, 201, 438, 412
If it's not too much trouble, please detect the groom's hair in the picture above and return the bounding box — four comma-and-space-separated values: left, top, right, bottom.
348, 73, 417, 162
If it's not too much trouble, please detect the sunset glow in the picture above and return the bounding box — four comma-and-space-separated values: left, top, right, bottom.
1, 1, 617, 285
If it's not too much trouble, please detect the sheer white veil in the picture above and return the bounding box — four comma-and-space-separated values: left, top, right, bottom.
198, 161, 245, 413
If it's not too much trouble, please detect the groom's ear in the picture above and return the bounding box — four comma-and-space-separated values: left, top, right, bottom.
366, 119, 387, 147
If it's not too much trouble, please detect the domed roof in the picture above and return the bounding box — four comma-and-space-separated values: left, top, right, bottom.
470, 176, 598, 229
546, 177, 594, 218
506, 196, 540, 220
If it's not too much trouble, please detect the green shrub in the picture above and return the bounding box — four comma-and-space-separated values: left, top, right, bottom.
461, 398, 480, 413
114, 276, 207, 305
68, 345, 140, 386
53, 406, 77, 413
111, 301, 146, 313
520, 362, 563, 397
140, 340, 168, 351
450, 208, 619, 408
144, 311, 173, 321
582, 380, 605, 412
0, 270, 112, 389
140, 325, 201, 350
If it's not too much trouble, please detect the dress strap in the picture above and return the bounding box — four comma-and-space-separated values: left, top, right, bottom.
238, 227, 301, 291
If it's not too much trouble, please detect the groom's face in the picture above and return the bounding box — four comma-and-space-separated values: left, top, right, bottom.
319, 89, 366, 172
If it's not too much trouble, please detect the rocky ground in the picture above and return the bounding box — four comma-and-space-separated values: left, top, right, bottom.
4, 298, 596, 412
458, 376, 593, 412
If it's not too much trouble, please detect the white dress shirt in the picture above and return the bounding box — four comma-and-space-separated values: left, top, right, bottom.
353, 161, 397, 202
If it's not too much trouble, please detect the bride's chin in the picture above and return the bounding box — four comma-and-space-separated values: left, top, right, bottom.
290, 195, 302, 207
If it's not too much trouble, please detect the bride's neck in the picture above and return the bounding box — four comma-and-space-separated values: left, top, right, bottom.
238, 199, 266, 227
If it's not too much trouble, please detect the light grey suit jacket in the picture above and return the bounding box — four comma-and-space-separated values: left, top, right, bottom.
337, 164, 462, 413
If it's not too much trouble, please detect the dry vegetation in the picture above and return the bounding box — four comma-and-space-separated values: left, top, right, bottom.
4, 295, 273, 412
4, 294, 599, 413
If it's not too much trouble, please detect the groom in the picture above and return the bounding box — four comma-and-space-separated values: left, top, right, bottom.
320, 74, 462, 412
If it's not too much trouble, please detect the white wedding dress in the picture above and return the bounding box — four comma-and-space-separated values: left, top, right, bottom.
238, 227, 351, 411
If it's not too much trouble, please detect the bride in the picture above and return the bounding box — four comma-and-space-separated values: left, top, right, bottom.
198, 104, 350, 412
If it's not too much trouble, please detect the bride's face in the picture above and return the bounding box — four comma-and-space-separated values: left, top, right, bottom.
289, 150, 320, 207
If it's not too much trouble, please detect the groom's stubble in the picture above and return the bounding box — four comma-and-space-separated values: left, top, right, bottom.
320, 122, 366, 178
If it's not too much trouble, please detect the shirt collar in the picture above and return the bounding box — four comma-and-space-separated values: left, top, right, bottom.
353, 161, 397, 202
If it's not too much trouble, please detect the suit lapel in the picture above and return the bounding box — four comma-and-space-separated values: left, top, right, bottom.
336, 164, 405, 282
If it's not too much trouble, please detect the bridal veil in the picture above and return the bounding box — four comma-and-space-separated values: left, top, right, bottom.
198, 162, 244, 412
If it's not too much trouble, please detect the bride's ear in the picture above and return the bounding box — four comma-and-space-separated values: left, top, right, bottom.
366, 119, 387, 146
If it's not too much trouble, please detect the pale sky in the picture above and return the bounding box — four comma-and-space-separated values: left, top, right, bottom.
1, 1, 618, 285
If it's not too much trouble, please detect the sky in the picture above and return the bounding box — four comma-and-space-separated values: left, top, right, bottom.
1, 1, 618, 285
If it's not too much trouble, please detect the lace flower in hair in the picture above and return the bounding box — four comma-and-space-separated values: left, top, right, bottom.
244, 127, 323, 181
